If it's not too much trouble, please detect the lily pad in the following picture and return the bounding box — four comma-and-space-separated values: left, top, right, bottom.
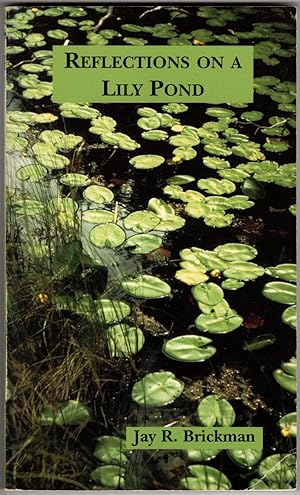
94, 436, 128, 465
121, 274, 171, 299
91, 465, 125, 489
137, 116, 161, 130
83, 185, 114, 204
282, 305, 296, 329
243, 334, 276, 351
129, 154, 165, 170
82, 209, 114, 224
198, 394, 236, 426
162, 335, 216, 362
197, 178, 236, 195
124, 234, 162, 254
90, 224, 125, 248
60, 173, 91, 187
227, 449, 263, 467
142, 130, 168, 141
262, 281, 296, 305
166, 175, 195, 185
195, 311, 243, 334
258, 454, 296, 486
95, 299, 131, 324
223, 262, 264, 281
16, 164, 48, 182
132, 371, 184, 407
192, 282, 224, 306
215, 243, 258, 262
180, 465, 231, 490
273, 358, 296, 394
107, 324, 145, 357
278, 412, 297, 437
265, 263, 296, 283
123, 210, 160, 233
169, 134, 200, 147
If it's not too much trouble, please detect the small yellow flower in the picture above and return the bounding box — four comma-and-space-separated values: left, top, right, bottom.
38, 293, 49, 304
172, 156, 183, 164
31, 7, 39, 12
281, 427, 290, 437
210, 269, 221, 279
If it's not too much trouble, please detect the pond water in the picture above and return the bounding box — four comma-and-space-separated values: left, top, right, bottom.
6, 4, 296, 491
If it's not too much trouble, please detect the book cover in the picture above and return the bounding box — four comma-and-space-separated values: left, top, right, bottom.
5, 2, 297, 491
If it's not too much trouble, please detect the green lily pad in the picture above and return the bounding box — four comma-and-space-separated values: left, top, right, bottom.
180, 465, 231, 490
205, 107, 235, 118
123, 210, 160, 233
282, 305, 296, 329
162, 335, 216, 362
107, 324, 145, 357
232, 142, 265, 161
278, 412, 297, 437
241, 111, 263, 122
227, 449, 263, 467
129, 154, 165, 170
226, 195, 254, 210
137, 107, 158, 117
82, 209, 114, 224
90, 224, 125, 248
124, 234, 162, 254
181, 248, 228, 272
186, 449, 222, 462
166, 175, 195, 185
83, 185, 114, 204
203, 142, 232, 157
258, 454, 296, 486
121, 274, 171, 299
156, 214, 185, 231
172, 147, 197, 160
263, 141, 289, 152
60, 173, 91, 187
214, 243, 258, 262
142, 130, 168, 141
21, 63, 45, 73
197, 178, 235, 195
221, 279, 245, 290
55, 400, 91, 426
47, 29, 68, 39
13, 198, 44, 216
59, 102, 100, 119
16, 164, 48, 182
89, 116, 117, 135
202, 156, 231, 170
265, 263, 296, 283
95, 299, 131, 324
198, 394, 235, 426
224, 261, 264, 281
175, 269, 209, 286
91, 465, 125, 488
192, 282, 224, 306
137, 116, 161, 130
273, 359, 296, 394
147, 198, 175, 218
262, 281, 296, 305
132, 371, 184, 407
218, 168, 250, 182
195, 311, 243, 334
94, 436, 128, 465
289, 204, 296, 216
162, 103, 188, 114
243, 334, 276, 351
169, 134, 200, 147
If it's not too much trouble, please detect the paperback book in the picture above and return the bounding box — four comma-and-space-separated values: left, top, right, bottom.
5, 2, 297, 491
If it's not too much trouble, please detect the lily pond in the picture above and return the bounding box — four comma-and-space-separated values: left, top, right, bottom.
6, 4, 296, 491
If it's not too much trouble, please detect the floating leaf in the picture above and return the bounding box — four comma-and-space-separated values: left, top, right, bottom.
91, 465, 125, 489
282, 305, 296, 329
197, 178, 235, 195
169, 134, 200, 147
60, 173, 91, 187
166, 175, 195, 185
142, 130, 168, 141
262, 281, 296, 305
55, 400, 91, 426
202, 156, 230, 170
90, 224, 125, 248
241, 111, 263, 122
162, 103, 188, 114
265, 263, 296, 283
215, 243, 258, 262
163, 335, 216, 362
121, 274, 171, 299
47, 29, 68, 39
16, 164, 47, 182
205, 107, 235, 118
123, 210, 160, 233
175, 269, 209, 286
224, 262, 264, 281
227, 449, 263, 467
95, 299, 131, 324
82, 209, 114, 224
156, 214, 185, 231
172, 146, 197, 160
107, 324, 145, 357
180, 465, 231, 490
123, 234, 162, 254
258, 454, 296, 486
137, 116, 161, 130
83, 185, 114, 204
192, 282, 224, 306
243, 334, 276, 351
278, 412, 297, 437
273, 358, 296, 394
94, 436, 128, 465
198, 394, 235, 426
132, 371, 184, 407
195, 311, 243, 334
129, 154, 165, 170
221, 279, 245, 290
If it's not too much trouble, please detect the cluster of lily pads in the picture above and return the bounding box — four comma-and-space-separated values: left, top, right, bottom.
6, 4, 296, 491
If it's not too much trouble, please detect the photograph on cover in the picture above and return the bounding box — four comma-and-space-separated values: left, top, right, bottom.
5, 3, 296, 490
